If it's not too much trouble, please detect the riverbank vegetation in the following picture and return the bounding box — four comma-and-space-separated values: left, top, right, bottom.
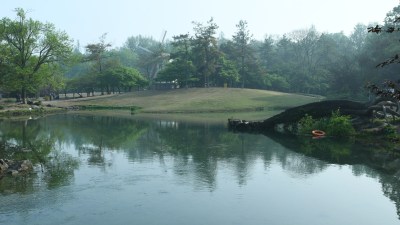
298, 109, 356, 137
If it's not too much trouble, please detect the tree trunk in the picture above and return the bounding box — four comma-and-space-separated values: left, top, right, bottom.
21, 88, 27, 104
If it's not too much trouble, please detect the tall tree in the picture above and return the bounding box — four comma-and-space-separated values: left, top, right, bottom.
192, 18, 220, 87
366, 4, 400, 100
124, 35, 169, 83
0, 8, 72, 103
232, 20, 253, 88
170, 33, 194, 88
84, 33, 112, 95
85, 33, 111, 73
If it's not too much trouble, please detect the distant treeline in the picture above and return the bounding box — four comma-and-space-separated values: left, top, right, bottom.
2, 5, 400, 101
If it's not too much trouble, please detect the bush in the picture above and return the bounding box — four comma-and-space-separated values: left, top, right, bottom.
4, 99, 15, 103
326, 109, 355, 137
298, 109, 355, 137
382, 125, 397, 135
298, 114, 315, 134
33, 101, 42, 106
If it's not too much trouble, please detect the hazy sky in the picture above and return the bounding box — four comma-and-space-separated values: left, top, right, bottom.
1, 0, 399, 48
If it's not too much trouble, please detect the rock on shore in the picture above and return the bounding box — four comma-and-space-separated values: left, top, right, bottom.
0, 159, 33, 177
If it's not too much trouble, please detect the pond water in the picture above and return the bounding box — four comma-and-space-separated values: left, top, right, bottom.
0, 113, 400, 225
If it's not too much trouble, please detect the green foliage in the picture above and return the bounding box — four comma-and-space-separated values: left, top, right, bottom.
3, 5, 398, 99
326, 109, 355, 137
0, 8, 73, 103
298, 114, 315, 134
85, 33, 112, 73
232, 20, 253, 88
383, 125, 397, 135
191, 18, 221, 87
156, 59, 196, 87
298, 109, 355, 137
215, 56, 239, 87
381, 124, 398, 140
263, 73, 290, 91
4, 99, 15, 103
299, 137, 353, 162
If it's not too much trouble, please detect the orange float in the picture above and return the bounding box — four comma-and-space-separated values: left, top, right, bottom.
312, 130, 326, 137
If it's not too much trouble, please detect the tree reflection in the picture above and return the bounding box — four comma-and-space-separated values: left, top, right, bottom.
43, 150, 79, 189
381, 174, 400, 220
2, 114, 400, 220
0, 118, 79, 193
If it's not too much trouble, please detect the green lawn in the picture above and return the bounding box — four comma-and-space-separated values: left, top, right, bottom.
48, 88, 322, 114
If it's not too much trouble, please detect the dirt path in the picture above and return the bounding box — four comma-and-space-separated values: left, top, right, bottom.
43, 93, 121, 107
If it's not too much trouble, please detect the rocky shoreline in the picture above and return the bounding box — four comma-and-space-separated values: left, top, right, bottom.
0, 159, 33, 178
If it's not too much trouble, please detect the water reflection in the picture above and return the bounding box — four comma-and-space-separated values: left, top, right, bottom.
0, 114, 399, 223
0, 117, 80, 193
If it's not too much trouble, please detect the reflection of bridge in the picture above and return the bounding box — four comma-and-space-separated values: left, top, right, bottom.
157, 120, 179, 129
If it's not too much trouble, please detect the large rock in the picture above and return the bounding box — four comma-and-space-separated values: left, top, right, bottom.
19, 160, 33, 172
0, 159, 33, 176
0, 159, 9, 173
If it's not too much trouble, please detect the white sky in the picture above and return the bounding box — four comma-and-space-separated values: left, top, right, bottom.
1, 0, 399, 48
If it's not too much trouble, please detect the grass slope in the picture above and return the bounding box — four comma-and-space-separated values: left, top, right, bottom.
47, 88, 322, 113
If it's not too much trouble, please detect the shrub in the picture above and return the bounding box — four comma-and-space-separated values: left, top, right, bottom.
326, 109, 355, 137
298, 114, 317, 134
298, 109, 355, 137
33, 101, 42, 106
382, 125, 397, 135
4, 99, 15, 103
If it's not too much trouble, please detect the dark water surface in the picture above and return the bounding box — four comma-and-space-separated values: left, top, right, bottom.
0, 113, 399, 225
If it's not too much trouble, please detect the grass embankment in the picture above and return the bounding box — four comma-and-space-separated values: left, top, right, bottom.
1, 88, 322, 120
47, 88, 321, 113
0, 101, 65, 117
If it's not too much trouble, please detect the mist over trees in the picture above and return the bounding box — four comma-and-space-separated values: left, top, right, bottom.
2, 5, 400, 101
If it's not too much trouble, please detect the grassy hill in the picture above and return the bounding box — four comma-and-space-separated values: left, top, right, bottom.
49, 88, 322, 113
0, 88, 323, 121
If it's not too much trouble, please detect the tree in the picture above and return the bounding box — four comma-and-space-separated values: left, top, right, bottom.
102, 63, 147, 93
191, 18, 221, 87
366, 5, 400, 101
288, 26, 324, 93
124, 35, 170, 84
232, 20, 253, 88
255, 36, 275, 71
157, 59, 196, 87
0, 8, 72, 103
215, 56, 239, 87
85, 33, 111, 73
171, 34, 193, 88
322, 32, 363, 98
84, 33, 112, 95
